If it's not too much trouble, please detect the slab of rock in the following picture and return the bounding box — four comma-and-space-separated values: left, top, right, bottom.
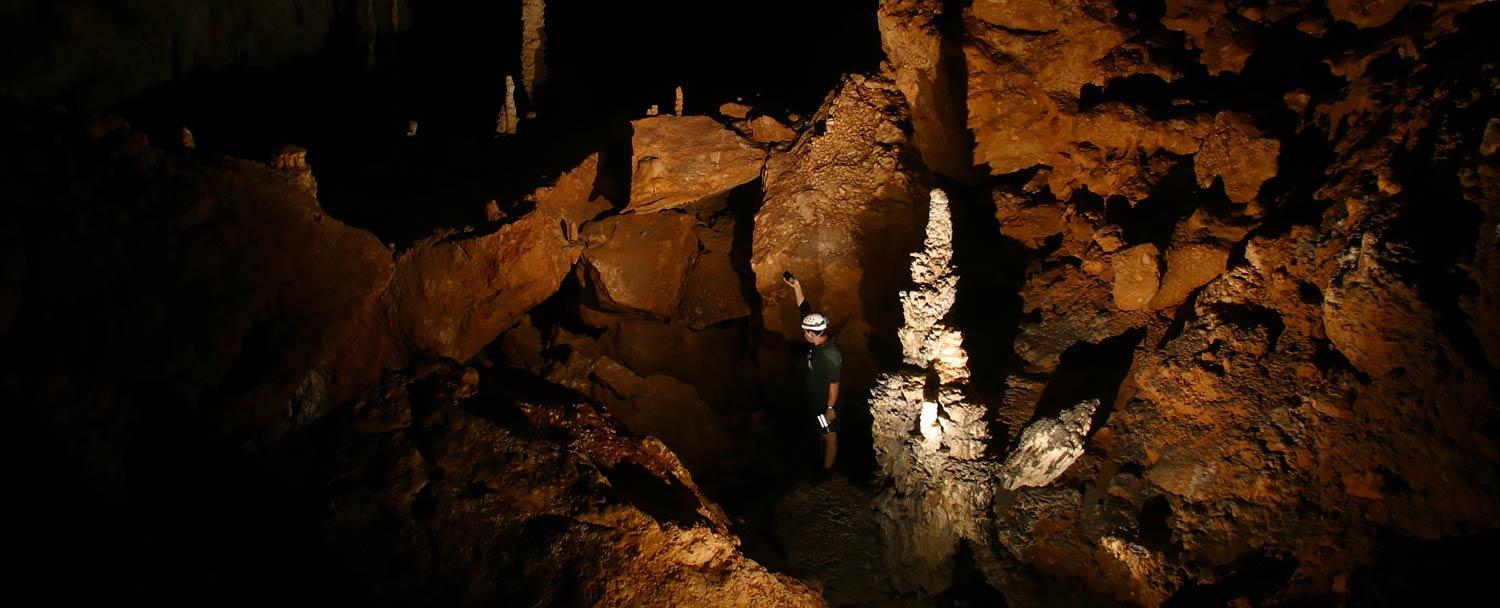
719, 102, 752, 119
1195, 113, 1281, 203
577, 212, 699, 319
1148, 242, 1230, 310
748, 115, 797, 143
626, 116, 766, 214
998, 399, 1097, 490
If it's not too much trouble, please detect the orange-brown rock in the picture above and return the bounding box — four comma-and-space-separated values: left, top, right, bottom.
1194, 113, 1281, 203
577, 211, 699, 319
326, 206, 580, 406
994, 192, 1066, 248
678, 252, 752, 328
1111, 244, 1161, 311
719, 102, 752, 119
626, 116, 766, 214
605, 320, 754, 409
751, 72, 927, 397
1162, 0, 1256, 74
877, 0, 975, 181
748, 115, 797, 144
529, 151, 615, 228
1327, 0, 1412, 28
325, 360, 824, 606
545, 353, 732, 473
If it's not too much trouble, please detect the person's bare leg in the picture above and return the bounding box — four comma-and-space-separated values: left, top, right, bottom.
822, 433, 837, 470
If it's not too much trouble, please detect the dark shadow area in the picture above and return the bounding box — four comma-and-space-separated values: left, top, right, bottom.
1031, 329, 1145, 432
1164, 550, 1299, 607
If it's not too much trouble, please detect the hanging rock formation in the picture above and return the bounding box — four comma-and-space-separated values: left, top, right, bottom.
521, 0, 548, 102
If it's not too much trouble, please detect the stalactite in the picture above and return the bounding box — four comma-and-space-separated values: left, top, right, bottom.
365, 0, 377, 69
521, 0, 548, 106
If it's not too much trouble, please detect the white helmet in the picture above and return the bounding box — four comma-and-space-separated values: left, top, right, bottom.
801, 313, 829, 332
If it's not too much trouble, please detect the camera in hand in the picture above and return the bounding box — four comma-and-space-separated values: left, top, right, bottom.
783, 270, 795, 283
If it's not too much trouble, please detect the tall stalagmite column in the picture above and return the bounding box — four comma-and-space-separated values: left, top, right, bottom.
869, 188, 995, 593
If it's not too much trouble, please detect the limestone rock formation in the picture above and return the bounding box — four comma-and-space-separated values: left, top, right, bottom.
577, 211, 699, 319
870, 189, 995, 594
324, 360, 824, 606
325, 208, 578, 406
719, 102, 752, 119
626, 116, 766, 214
965, 1, 1281, 201
877, 0, 975, 180
521, 0, 547, 102
528, 152, 615, 230
751, 71, 927, 399
997, 399, 1097, 491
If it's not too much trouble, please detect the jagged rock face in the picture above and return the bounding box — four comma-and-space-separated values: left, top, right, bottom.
964, 0, 1281, 202
876, 0, 975, 181
751, 72, 927, 397
324, 360, 825, 607
626, 116, 766, 214
950, 1, 1500, 604
2, 114, 390, 436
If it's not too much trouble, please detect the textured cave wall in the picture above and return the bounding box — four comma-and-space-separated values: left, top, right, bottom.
869, 0, 1500, 604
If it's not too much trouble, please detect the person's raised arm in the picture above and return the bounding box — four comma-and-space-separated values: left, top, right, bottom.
784, 273, 806, 308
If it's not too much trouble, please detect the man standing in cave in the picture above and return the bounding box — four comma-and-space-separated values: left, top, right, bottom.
784, 272, 842, 481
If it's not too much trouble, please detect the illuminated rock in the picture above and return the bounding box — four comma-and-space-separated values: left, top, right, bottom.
576, 211, 698, 319
625, 116, 765, 214
521, 0, 547, 101
997, 399, 1097, 490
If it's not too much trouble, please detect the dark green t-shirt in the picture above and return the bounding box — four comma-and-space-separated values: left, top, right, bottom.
805, 340, 842, 413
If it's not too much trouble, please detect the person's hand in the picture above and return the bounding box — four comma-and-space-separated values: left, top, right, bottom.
783, 275, 799, 288
824, 407, 837, 423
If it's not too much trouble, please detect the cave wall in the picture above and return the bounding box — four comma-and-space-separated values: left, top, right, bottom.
870, 0, 1500, 604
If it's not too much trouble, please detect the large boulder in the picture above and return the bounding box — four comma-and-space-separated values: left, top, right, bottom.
576, 212, 700, 319
626, 116, 766, 214
751, 72, 927, 399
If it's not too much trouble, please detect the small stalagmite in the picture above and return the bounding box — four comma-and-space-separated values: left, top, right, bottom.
497, 75, 518, 135
271, 145, 318, 198
180, 127, 194, 149
675, 86, 684, 115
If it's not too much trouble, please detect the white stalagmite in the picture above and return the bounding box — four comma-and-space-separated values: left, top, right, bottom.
998, 399, 1098, 490
869, 188, 994, 593
675, 86, 684, 115
521, 0, 547, 103
498, 75, 518, 135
